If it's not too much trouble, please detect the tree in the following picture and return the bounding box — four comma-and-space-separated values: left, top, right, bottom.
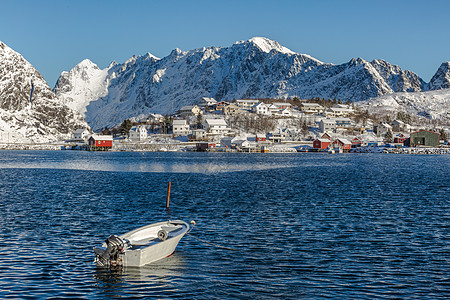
397, 111, 412, 124
163, 115, 172, 134
384, 129, 393, 143
301, 120, 309, 136
196, 113, 203, 129
120, 119, 133, 136
440, 128, 448, 141
101, 126, 111, 135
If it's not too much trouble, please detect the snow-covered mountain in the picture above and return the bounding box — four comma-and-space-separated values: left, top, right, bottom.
429, 62, 450, 90
53, 59, 110, 115
0, 42, 89, 143
53, 37, 448, 130
358, 88, 450, 121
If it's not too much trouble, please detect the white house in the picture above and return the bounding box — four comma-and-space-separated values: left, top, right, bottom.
375, 122, 393, 137
177, 105, 202, 116
146, 113, 164, 123
268, 104, 279, 114
300, 103, 325, 114
251, 102, 271, 115
172, 119, 191, 136
268, 129, 287, 143
129, 125, 148, 142
334, 117, 353, 128
275, 108, 293, 117
73, 128, 90, 141
223, 103, 244, 115
320, 119, 337, 133
236, 99, 260, 110
325, 107, 354, 117
197, 97, 217, 108
190, 129, 207, 140
233, 139, 251, 149
203, 118, 230, 135
391, 120, 411, 132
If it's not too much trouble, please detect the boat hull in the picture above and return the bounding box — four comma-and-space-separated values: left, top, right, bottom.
94, 220, 189, 267
122, 232, 186, 266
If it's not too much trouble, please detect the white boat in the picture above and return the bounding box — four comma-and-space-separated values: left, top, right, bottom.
94, 220, 190, 267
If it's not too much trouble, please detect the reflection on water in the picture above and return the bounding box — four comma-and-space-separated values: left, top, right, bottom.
94, 254, 185, 298
95, 253, 185, 284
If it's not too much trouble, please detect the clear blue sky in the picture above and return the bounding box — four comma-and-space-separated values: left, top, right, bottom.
1, 0, 449, 87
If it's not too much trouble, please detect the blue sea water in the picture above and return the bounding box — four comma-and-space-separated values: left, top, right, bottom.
0, 150, 448, 299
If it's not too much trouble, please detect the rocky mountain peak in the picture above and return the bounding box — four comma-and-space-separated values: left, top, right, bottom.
429, 61, 450, 90
0, 41, 89, 142
247, 37, 296, 55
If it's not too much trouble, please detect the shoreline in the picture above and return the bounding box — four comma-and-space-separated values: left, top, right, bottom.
0, 143, 449, 155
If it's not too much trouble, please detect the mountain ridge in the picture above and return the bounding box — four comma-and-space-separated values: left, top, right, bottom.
2, 38, 448, 134
0, 41, 89, 142
55, 37, 448, 130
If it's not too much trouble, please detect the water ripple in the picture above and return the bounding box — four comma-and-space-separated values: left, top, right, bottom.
0, 151, 448, 298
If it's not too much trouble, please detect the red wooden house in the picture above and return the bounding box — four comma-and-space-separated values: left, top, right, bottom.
88, 135, 113, 149
332, 138, 352, 150
313, 138, 331, 150
394, 133, 409, 144
351, 137, 362, 147
321, 133, 332, 140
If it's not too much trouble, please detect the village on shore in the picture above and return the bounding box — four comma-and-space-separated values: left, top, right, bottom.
3, 97, 450, 154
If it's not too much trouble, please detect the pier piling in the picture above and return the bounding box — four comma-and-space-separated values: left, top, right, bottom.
166, 181, 171, 209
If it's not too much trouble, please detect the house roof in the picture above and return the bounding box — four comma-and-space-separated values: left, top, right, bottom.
129, 125, 147, 132
301, 103, 324, 108
410, 130, 440, 135
379, 122, 392, 128
225, 103, 240, 108
273, 102, 292, 106
334, 104, 351, 109
334, 138, 351, 144
316, 138, 331, 143
173, 119, 188, 125
90, 134, 113, 141
179, 105, 199, 111
334, 117, 352, 122
206, 118, 227, 126
251, 102, 267, 108
74, 128, 89, 134
201, 97, 217, 103
148, 113, 163, 118
321, 119, 336, 124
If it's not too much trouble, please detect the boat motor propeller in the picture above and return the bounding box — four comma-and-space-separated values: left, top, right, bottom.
95, 235, 125, 267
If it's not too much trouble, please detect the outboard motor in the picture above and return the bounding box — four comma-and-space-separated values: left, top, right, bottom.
94, 235, 125, 267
